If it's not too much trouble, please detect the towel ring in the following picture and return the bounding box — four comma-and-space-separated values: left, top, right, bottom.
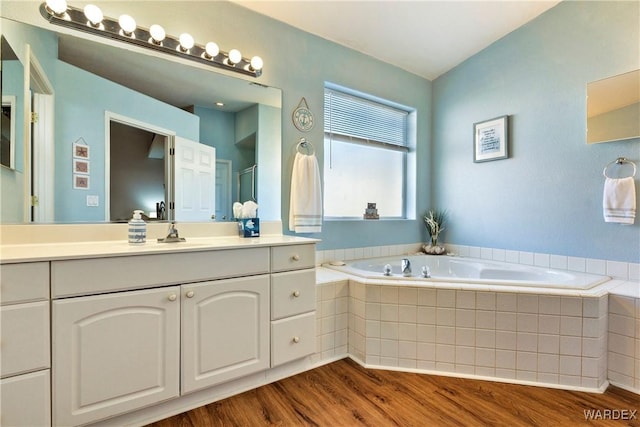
603, 157, 637, 178
296, 137, 314, 155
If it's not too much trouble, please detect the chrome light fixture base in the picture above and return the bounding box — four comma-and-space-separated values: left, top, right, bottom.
39, 2, 263, 78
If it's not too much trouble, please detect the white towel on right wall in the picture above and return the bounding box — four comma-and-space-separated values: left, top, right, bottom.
603, 176, 636, 224
289, 152, 322, 233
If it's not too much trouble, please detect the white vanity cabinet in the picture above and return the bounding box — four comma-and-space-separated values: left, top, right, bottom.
270, 245, 317, 367
181, 275, 270, 394
0, 238, 317, 427
0, 262, 51, 427
51, 246, 274, 426
52, 286, 181, 427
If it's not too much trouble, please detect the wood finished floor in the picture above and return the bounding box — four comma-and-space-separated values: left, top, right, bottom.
148, 358, 640, 427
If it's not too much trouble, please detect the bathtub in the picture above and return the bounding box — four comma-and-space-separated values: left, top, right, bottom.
325, 255, 610, 290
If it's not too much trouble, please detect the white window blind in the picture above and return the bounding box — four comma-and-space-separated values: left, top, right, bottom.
324, 88, 409, 151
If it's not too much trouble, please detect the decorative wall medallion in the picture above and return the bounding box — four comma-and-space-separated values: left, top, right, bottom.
292, 97, 314, 132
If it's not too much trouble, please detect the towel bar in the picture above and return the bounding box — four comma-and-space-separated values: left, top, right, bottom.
296, 137, 315, 155
603, 157, 636, 178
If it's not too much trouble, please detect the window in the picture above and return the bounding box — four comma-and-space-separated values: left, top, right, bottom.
323, 84, 413, 218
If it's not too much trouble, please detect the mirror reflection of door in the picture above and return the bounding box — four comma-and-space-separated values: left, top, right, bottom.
1, 97, 16, 169
173, 136, 216, 222
215, 159, 232, 220
109, 120, 168, 222
1, 36, 19, 171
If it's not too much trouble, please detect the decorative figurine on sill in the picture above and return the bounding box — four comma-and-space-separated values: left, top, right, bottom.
363, 202, 379, 220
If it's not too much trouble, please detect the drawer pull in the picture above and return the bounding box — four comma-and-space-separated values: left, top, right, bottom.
168, 294, 177, 302
292, 290, 300, 298
186, 291, 195, 298
292, 336, 300, 343
291, 254, 300, 261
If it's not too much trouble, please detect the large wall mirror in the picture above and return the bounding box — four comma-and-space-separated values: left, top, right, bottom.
587, 69, 640, 144
1, 17, 282, 224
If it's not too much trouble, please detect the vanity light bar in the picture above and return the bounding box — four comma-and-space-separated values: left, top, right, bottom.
39, 2, 263, 78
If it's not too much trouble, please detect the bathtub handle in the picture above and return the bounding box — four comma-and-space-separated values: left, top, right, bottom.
383, 264, 393, 276
421, 266, 431, 278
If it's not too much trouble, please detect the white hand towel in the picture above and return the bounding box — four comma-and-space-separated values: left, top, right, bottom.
289, 152, 322, 233
603, 176, 636, 224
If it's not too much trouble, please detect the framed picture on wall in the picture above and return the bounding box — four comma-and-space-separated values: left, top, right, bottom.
73, 174, 90, 190
473, 115, 509, 162
73, 141, 90, 159
73, 159, 90, 175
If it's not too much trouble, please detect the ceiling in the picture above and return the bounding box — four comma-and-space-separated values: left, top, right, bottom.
229, 0, 561, 80
3, 0, 562, 110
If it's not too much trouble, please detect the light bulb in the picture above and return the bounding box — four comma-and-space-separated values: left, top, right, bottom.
149, 24, 166, 44
249, 56, 263, 71
83, 4, 103, 27
46, 0, 67, 15
178, 33, 194, 52
228, 49, 242, 65
204, 42, 219, 59
118, 14, 136, 35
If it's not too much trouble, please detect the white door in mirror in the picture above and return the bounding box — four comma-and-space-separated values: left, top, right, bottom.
174, 137, 216, 221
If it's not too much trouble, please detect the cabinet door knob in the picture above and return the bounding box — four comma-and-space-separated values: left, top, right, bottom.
186, 291, 195, 298
291, 254, 300, 261
168, 294, 177, 301
292, 290, 300, 298
292, 336, 300, 343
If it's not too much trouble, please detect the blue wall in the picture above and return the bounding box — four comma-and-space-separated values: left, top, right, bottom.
433, 1, 640, 263
195, 105, 244, 203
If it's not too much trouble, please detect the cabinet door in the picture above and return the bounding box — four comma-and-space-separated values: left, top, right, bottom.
53, 287, 180, 426
182, 275, 269, 394
271, 269, 316, 320
0, 301, 50, 378
271, 312, 316, 367
0, 370, 51, 427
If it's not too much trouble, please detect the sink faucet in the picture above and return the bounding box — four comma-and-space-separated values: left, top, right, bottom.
157, 222, 186, 243
166, 222, 179, 239
401, 258, 412, 277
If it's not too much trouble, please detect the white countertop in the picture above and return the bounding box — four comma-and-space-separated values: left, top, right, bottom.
0, 235, 318, 263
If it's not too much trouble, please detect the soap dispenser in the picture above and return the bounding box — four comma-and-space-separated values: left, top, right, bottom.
128, 210, 146, 245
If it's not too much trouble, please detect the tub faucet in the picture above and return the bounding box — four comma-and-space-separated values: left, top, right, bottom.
401, 258, 412, 277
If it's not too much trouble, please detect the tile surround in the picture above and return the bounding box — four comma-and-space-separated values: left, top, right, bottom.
608, 292, 640, 393
348, 281, 608, 391
314, 243, 640, 395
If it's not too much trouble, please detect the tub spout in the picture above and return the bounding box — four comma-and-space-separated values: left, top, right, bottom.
401, 258, 412, 277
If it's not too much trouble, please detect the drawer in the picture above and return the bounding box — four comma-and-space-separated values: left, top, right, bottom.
271, 311, 316, 367
271, 244, 315, 272
0, 370, 51, 427
0, 262, 49, 305
271, 269, 316, 320
0, 301, 50, 378
52, 247, 269, 297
